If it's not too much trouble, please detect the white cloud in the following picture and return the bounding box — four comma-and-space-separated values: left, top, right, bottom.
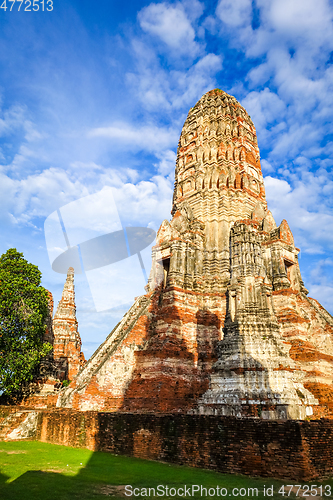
243, 0, 333, 61
138, 2, 200, 57
0, 104, 26, 137
269, 123, 322, 160
265, 176, 291, 199
171, 53, 223, 107
88, 122, 178, 153
181, 0, 204, 22
307, 285, 333, 313
154, 149, 176, 176
216, 0, 252, 27
307, 258, 333, 312
310, 258, 333, 285
260, 159, 274, 173
0, 153, 174, 247
0, 103, 44, 147
242, 88, 286, 130
0, 167, 89, 223
265, 175, 333, 254
125, 2, 222, 113
112, 175, 173, 230
126, 49, 222, 112
261, 0, 333, 44
217, 0, 333, 161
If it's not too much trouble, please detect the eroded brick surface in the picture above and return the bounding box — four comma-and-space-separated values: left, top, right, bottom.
2, 404, 333, 480
19, 268, 85, 408
53, 267, 85, 381
33, 408, 333, 480
53, 89, 333, 418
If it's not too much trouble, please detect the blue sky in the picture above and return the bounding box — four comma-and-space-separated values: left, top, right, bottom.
1, 0, 333, 358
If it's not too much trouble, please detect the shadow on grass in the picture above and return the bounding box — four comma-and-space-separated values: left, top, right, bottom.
1, 441, 331, 500
0, 470, 10, 485
1, 452, 111, 500
0, 441, 295, 500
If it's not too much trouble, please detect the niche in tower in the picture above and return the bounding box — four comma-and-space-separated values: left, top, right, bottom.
284, 258, 294, 281
162, 258, 170, 288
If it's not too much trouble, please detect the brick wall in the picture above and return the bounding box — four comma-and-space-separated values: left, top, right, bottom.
33, 409, 333, 481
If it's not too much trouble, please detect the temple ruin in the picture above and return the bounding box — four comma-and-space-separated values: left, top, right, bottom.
55, 89, 333, 419
22, 267, 85, 406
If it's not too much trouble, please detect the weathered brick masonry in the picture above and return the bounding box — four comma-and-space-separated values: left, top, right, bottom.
32, 408, 333, 480
17, 267, 86, 407
58, 89, 333, 419
52, 267, 85, 381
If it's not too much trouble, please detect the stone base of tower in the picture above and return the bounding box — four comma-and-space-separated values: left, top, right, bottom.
196, 354, 319, 420
197, 378, 316, 420
197, 402, 309, 420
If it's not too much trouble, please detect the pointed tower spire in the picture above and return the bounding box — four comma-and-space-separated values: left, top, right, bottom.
53, 267, 85, 380
172, 88, 266, 220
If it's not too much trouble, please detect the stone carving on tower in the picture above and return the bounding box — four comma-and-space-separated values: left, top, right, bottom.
58, 89, 333, 419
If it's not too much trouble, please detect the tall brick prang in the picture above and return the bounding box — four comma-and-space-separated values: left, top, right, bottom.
53, 267, 85, 381
58, 89, 333, 419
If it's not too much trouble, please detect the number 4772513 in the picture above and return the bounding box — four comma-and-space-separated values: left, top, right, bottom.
0, 0, 53, 11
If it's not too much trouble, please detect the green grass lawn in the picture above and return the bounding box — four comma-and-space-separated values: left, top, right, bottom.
0, 440, 331, 500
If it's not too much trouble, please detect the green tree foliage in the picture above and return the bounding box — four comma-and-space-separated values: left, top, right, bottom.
0, 248, 52, 399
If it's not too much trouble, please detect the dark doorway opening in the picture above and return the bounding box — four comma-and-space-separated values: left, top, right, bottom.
162, 258, 170, 288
